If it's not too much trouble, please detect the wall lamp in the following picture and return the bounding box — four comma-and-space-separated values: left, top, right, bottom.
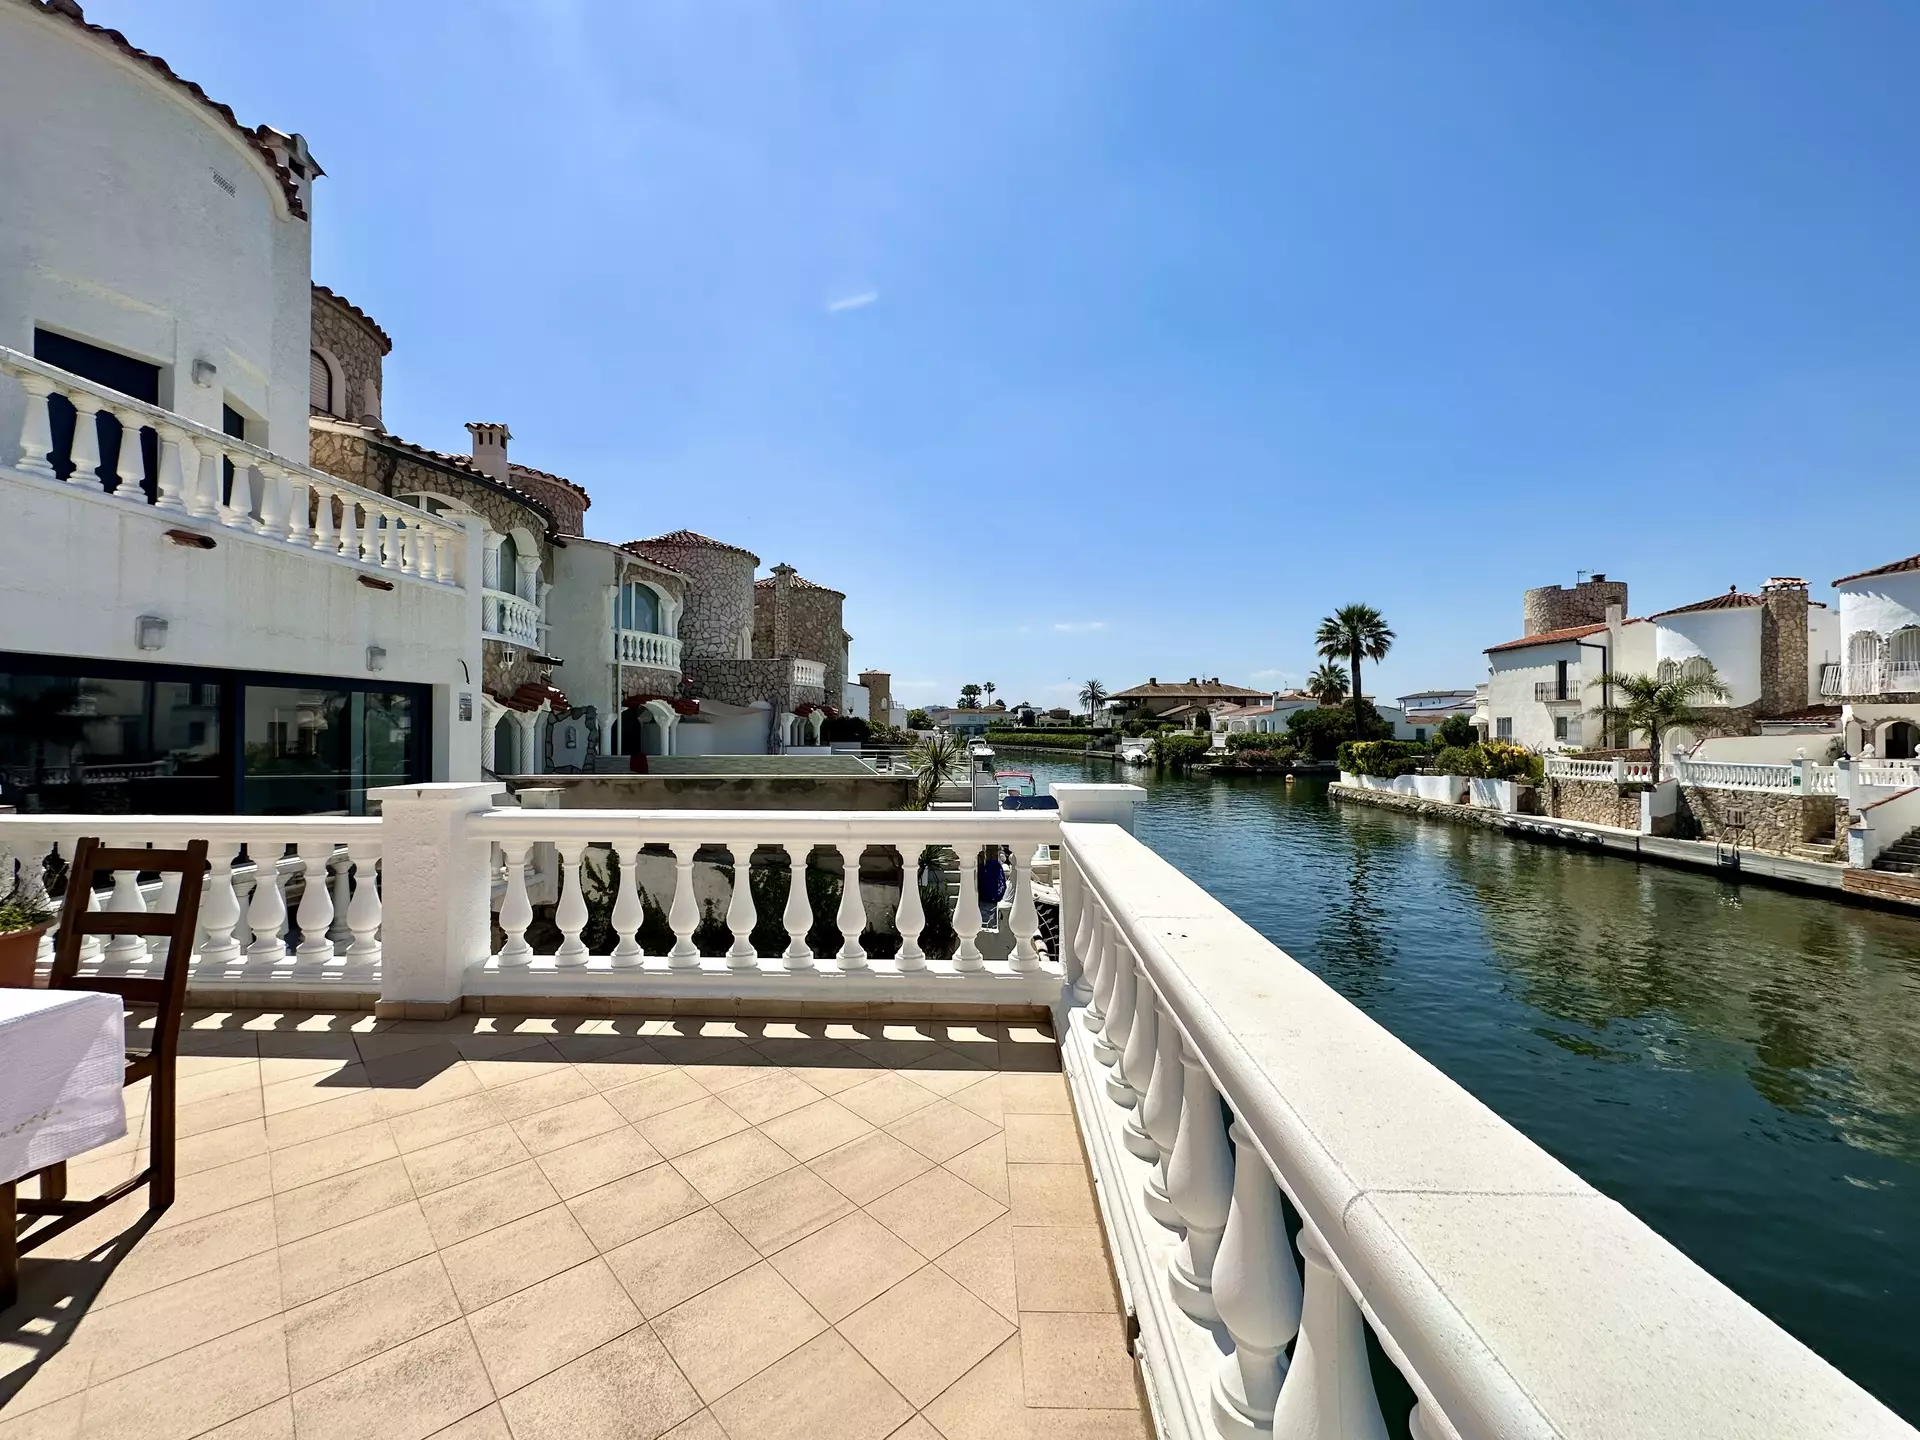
135, 615, 168, 651
366, 645, 388, 673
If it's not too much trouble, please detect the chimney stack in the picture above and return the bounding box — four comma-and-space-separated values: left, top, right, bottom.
466, 422, 511, 485
1759, 577, 1809, 717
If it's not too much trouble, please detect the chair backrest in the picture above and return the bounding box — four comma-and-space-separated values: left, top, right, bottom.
49, 837, 210, 1054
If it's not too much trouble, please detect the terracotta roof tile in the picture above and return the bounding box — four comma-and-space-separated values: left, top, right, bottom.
625, 530, 762, 563
29, 0, 309, 219
492, 681, 569, 715
1484, 623, 1609, 654
1110, 681, 1266, 700
311, 284, 391, 354
315, 419, 561, 534
1834, 552, 1920, 586
753, 572, 844, 596
509, 461, 591, 506
1648, 589, 1763, 619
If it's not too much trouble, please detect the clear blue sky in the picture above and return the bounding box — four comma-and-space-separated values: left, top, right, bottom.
104, 1, 1920, 711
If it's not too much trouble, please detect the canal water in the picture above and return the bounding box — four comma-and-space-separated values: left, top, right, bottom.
1005, 752, 1920, 1421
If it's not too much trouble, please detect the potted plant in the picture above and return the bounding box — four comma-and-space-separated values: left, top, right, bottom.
0, 871, 55, 987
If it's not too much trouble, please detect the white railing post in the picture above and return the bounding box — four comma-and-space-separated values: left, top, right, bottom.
782, 843, 815, 970
1141, 1000, 1184, 1226
15, 373, 57, 478
1082, 897, 1112, 1035
554, 840, 589, 966
103, 866, 150, 966
836, 843, 868, 969
326, 850, 354, 950
497, 840, 534, 966
667, 841, 701, 969
372, 783, 498, 1012
245, 844, 289, 960
952, 842, 984, 972
1059, 851, 1087, 998
1100, 931, 1138, 1104
895, 844, 928, 971
1009, 846, 1041, 973
1166, 1040, 1233, 1322
154, 424, 187, 512
1092, 914, 1123, 1064
1212, 1136, 1303, 1440
1121, 977, 1159, 1158
344, 842, 382, 964
611, 844, 646, 967
294, 840, 336, 959
108, 409, 145, 499
67, 396, 102, 487
1271, 1226, 1389, 1440
197, 841, 244, 964
725, 843, 758, 969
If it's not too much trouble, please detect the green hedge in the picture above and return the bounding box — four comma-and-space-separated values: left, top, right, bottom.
983, 729, 1096, 749
1427, 741, 1542, 782
1151, 732, 1212, 768
1336, 739, 1430, 777
1224, 731, 1293, 751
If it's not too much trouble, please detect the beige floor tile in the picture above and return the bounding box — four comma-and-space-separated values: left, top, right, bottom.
683, 1057, 784, 1095
643, 1035, 756, 1070
273, 1156, 416, 1245
1012, 1226, 1118, 1314
936, 1217, 1018, 1323
996, 1072, 1071, 1115
288, 1319, 494, 1440
944, 1134, 1010, 1206
1006, 1164, 1099, 1227
487, 1064, 594, 1120
278, 1199, 436, 1308
636, 1096, 750, 1159
68, 1251, 280, 1387
511, 1092, 627, 1157
1025, 1411, 1153, 1438
262, 1088, 382, 1150
718, 1070, 825, 1125
900, 1056, 996, 1098
371, 1063, 486, 1120
952, 1077, 1011, 1126
651, 1262, 826, 1403
767, 1211, 924, 1323
710, 1331, 912, 1440
177, 1118, 270, 1179
605, 1208, 759, 1317
838, 1266, 1014, 1407
75, 1315, 287, 1440
282, 1253, 460, 1388
357, 1038, 464, 1086
175, 1085, 265, 1140
173, 1060, 261, 1107
566, 1164, 705, 1252
885, 1100, 1002, 1165
604, 1069, 708, 1124
921, 1334, 1022, 1440
659, 1412, 729, 1440
1018, 1313, 1138, 1410
464, 1044, 573, 1093
534, 1123, 662, 1200
836, 1072, 941, 1127
424, 1404, 512, 1439
418, 1159, 562, 1249
151, 1153, 274, 1231
497, 1327, 699, 1440
850, 1036, 952, 1070
866, 1166, 1005, 1260
714, 1165, 855, 1255
268, 1120, 399, 1194
1003, 1114, 1082, 1165
90, 1197, 277, 1308
439, 1203, 597, 1312
671, 1129, 796, 1203
756, 1097, 872, 1162
571, 1051, 676, 1093
0, 1394, 84, 1439
547, 1031, 658, 1064
888, 1419, 943, 1440
197, 1397, 294, 1438
258, 1063, 366, 1115
387, 1093, 505, 1155
809, 1130, 933, 1206
403, 1124, 533, 1198
466, 1258, 642, 1395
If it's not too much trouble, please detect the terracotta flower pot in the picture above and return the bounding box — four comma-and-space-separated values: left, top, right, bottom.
0, 925, 48, 987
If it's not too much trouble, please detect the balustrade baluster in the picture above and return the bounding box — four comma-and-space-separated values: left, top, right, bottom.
256, 463, 287, 539
1091, 915, 1122, 1063
1009, 846, 1041, 973
1059, 854, 1088, 998
110, 409, 149, 500
781, 843, 815, 969
1407, 1403, 1456, 1440
379, 509, 403, 570
1212, 1134, 1303, 1439
952, 842, 984, 972
894, 845, 927, 971
197, 842, 244, 964
344, 845, 382, 962
497, 840, 534, 965
293, 841, 336, 959
1121, 976, 1159, 1156
1167, 1045, 1234, 1321
666, 842, 701, 968
154, 425, 187, 511
310, 483, 336, 553
337, 497, 360, 562
103, 865, 150, 967
67, 396, 103, 488
611, 844, 645, 966
1100, 928, 1138, 1097
203, 446, 234, 526
1082, 899, 1111, 1034
554, 841, 589, 965
835, 843, 868, 969
723, 843, 758, 969
1270, 1227, 1390, 1440
245, 843, 289, 959
327, 850, 353, 948
16, 375, 58, 478
435, 530, 455, 584
1141, 1005, 1184, 1225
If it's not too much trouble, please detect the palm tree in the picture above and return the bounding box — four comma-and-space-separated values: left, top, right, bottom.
1314, 604, 1395, 739
982, 681, 997, 709
1589, 667, 1731, 782
958, 683, 982, 710
1305, 664, 1349, 705
1077, 678, 1109, 726
907, 732, 966, 808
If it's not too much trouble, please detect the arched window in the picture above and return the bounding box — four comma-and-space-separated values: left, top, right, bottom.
1680, 656, 1712, 683
1849, 630, 1884, 692
1656, 659, 1679, 683
309, 351, 332, 414
496, 533, 520, 596
619, 582, 660, 634
1892, 626, 1920, 678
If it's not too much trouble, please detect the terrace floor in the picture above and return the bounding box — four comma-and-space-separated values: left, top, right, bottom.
1, 1010, 1148, 1440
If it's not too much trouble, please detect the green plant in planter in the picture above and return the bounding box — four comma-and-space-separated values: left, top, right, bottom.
0, 873, 54, 934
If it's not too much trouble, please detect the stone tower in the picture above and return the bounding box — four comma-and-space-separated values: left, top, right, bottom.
1522, 574, 1629, 636
1759, 577, 1810, 717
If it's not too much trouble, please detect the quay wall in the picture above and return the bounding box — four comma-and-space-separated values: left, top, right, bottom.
1545, 777, 1642, 830
1680, 786, 1838, 854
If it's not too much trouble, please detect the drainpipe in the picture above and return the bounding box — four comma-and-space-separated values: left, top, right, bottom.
1575, 639, 1611, 747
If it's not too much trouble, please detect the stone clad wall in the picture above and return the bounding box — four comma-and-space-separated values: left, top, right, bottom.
309, 289, 386, 424
755, 581, 848, 703
630, 540, 756, 661
1680, 787, 1835, 854
511, 469, 588, 538
1522, 577, 1628, 636
1545, 778, 1641, 830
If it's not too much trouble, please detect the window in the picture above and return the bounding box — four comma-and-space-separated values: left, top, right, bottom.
618, 582, 660, 634
1681, 656, 1712, 683
0, 668, 224, 814
32, 328, 160, 497
1496, 717, 1514, 739
1555, 659, 1569, 701
1554, 715, 1581, 743
1656, 659, 1678, 683
221, 404, 247, 511
243, 685, 423, 815
1892, 627, 1920, 674
495, 533, 520, 596
1414, 728, 1427, 742
309, 351, 333, 414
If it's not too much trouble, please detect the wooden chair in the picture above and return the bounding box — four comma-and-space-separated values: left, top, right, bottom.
6, 837, 208, 1283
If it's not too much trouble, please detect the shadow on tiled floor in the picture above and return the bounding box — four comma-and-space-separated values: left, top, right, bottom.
2, 1010, 1149, 1440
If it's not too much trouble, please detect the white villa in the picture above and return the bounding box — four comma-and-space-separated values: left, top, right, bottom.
1832, 549, 1920, 759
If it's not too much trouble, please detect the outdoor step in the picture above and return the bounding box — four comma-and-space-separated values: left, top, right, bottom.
1872, 860, 1920, 874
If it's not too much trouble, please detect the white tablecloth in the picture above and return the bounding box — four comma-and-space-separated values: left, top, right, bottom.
0, 989, 128, 1184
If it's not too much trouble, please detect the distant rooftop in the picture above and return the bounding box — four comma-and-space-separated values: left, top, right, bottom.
646, 755, 878, 776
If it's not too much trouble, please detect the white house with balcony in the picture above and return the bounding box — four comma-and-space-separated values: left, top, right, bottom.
1833, 549, 1920, 760
543, 537, 689, 767
0, 0, 482, 815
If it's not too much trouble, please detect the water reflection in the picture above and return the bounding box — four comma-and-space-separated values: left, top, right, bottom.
1003, 751, 1920, 1420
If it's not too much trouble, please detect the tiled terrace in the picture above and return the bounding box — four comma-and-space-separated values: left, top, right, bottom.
1, 1011, 1147, 1440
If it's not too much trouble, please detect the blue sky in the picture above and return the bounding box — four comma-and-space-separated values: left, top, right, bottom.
104, 0, 1920, 711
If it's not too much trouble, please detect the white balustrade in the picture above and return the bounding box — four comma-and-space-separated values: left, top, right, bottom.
483, 588, 542, 644
1857, 759, 1920, 789
793, 658, 827, 690
1668, 757, 1825, 794
3, 347, 467, 590
617, 629, 684, 671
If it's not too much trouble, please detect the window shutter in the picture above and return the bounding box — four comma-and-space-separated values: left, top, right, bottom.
309, 351, 332, 413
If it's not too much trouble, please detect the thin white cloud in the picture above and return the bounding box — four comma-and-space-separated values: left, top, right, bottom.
826, 291, 879, 313
1052, 620, 1107, 633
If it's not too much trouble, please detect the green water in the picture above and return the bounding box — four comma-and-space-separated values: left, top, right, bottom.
1013, 752, 1920, 1420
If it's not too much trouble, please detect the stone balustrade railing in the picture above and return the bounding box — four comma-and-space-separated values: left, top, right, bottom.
793, 658, 827, 690
0, 815, 382, 993
483, 588, 542, 645
2, 347, 469, 588
1055, 819, 1912, 1440
1669, 757, 1833, 795
618, 628, 683, 671
1544, 756, 1659, 784
1855, 758, 1919, 790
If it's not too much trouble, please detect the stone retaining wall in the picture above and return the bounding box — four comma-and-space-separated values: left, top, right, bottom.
1680, 787, 1835, 854
1545, 777, 1641, 830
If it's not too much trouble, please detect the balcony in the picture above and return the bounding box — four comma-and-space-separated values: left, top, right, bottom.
1533, 681, 1581, 705
482, 588, 541, 646
0, 790, 1901, 1439
1843, 660, 1920, 697
618, 628, 683, 672
2, 346, 469, 588
793, 658, 827, 691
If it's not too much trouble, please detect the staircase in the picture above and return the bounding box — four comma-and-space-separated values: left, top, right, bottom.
1873, 825, 1920, 874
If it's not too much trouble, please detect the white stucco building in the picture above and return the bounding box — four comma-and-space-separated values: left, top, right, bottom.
1832, 549, 1920, 759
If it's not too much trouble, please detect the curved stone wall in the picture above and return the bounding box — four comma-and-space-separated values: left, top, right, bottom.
628, 537, 758, 660
1523, 577, 1628, 636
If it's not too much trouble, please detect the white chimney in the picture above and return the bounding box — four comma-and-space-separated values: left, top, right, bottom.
466, 422, 511, 484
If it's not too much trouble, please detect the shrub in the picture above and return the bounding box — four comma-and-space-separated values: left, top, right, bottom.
906, 709, 931, 730
1435, 714, 1476, 748
1430, 745, 1477, 776
1427, 741, 1542, 782
1336, 739, 1429, 777
820, 714, 870, 745
1215, 743, 1298, 771
1150, 732, 1212, 768
984, 729, 1091, 750
1288, 700, 1392, 760
1225, 731, 1292, 751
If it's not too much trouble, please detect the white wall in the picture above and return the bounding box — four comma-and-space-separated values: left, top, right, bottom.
1838, 573, 1920, 646
843, 681, 871, 723
1485, 640, 1594, 751
1653, 607, 1763, 706
1694, 733, 1840, 764
546, 539, 617, 722
0, 7, 311, 459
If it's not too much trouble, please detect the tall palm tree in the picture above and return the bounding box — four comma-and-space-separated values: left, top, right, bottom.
1314, 604, 1395, 739
982, 681, 997, 709
1077, 678, 1109, 726
1305, 664, 1349, 705
1589, 667, 1730, 783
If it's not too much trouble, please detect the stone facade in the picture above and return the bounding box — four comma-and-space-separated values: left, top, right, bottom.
685, 656, 822, 716
753, 566, 850, 703
1759, 578, 1810, 717
1545, 778, 1642, 830
626, 532, 759, 663
509, 467, 589, 537
1680, 787, 1836, 854
858, 669, 893, 727
1523, 575, 1628, 637
309, 285, 389, 425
